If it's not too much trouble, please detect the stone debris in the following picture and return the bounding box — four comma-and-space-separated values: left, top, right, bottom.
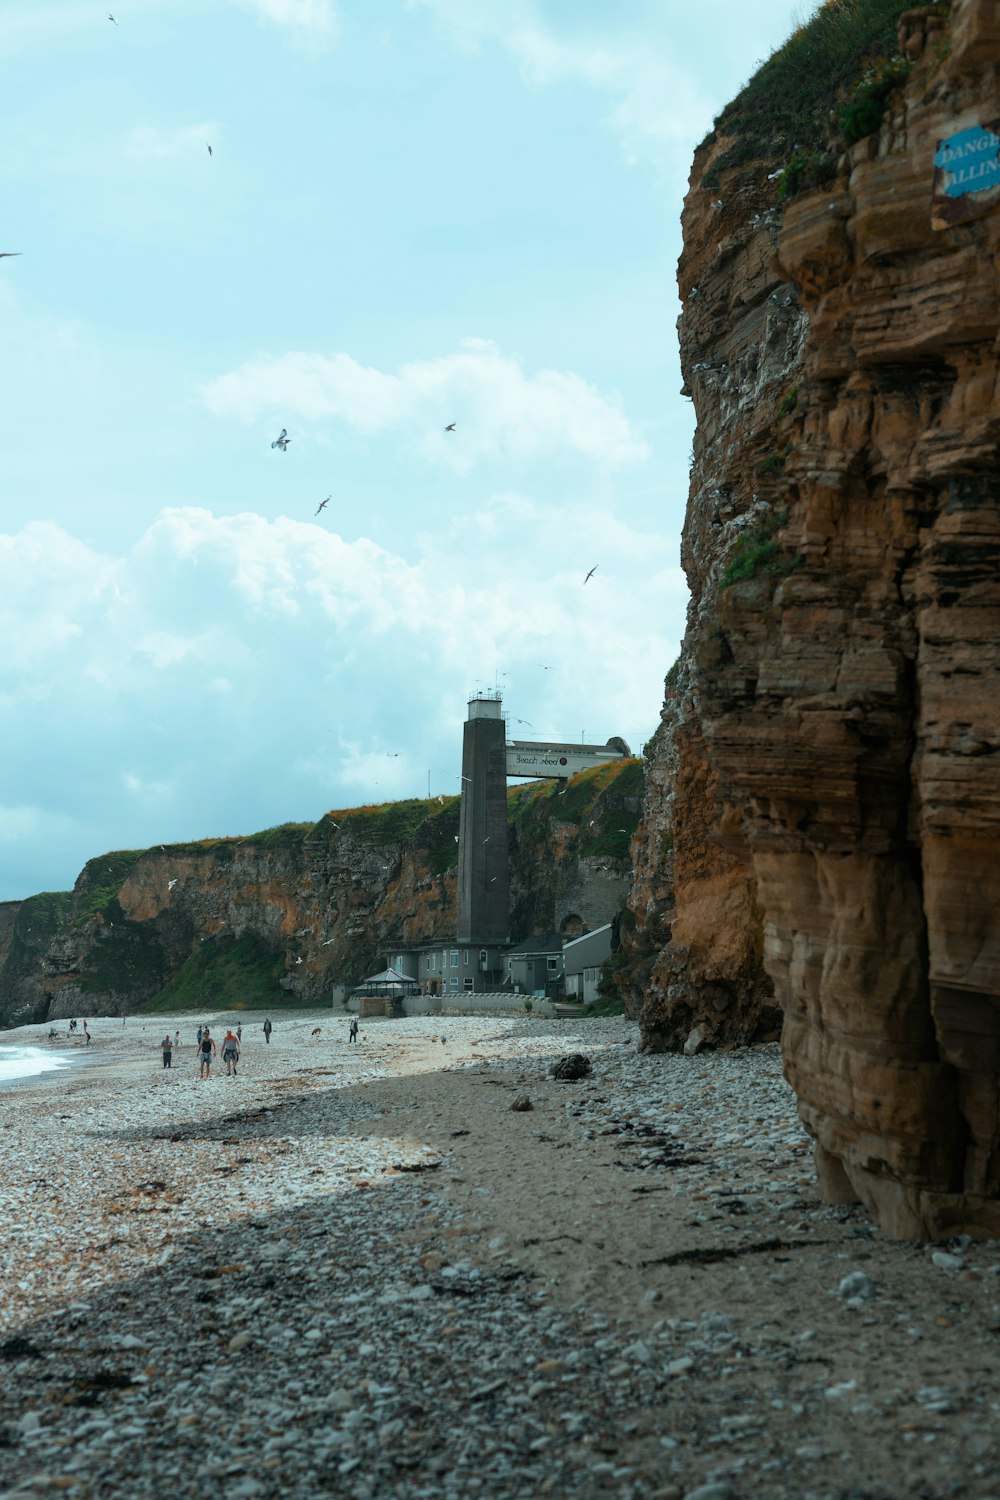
549, 1053, 593, 1081
0, 1011, 999, 1498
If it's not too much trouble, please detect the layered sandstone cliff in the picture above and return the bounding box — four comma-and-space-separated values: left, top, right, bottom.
0, 762, 640, 1028
631, 0, 1000, 1235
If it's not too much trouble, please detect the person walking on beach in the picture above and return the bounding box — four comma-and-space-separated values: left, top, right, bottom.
83, 1021, 91, 1045
174, 1030, 180, 1052
197, 1025, 203, 1046
348, 1018, 358, 1043
198, 1027, 216, 1079
263, 1018, 272, 1045
221, 1029, 240, 1076
236, 1024, 242, 1043
161, 1034, 172, 1069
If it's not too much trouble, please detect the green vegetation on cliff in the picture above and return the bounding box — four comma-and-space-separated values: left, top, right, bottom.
311, 797, 462, 877
704, 0, 941, 177
74, 850, 146, 924
140, 934, 287, 1013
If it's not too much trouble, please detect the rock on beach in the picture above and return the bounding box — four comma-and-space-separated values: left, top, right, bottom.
0, 1011, 999, 1498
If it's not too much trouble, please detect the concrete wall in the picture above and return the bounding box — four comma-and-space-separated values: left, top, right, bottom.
405, 991, 557, 1019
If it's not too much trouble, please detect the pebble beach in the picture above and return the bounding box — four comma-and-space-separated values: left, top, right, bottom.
1, 1011, 999, 1499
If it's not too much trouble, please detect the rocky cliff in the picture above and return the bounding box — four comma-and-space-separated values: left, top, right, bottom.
628, 0, 1000, 1236
0, 760, 641, 1028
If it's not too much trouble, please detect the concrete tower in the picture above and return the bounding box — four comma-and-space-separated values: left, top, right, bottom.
456, 693, 510, 944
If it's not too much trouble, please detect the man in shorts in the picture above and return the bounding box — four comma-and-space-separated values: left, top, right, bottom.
198, 1027, 216, 1079
221, 1029, 240, 1076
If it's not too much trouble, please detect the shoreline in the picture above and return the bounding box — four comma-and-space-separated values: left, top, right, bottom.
1, 1010, 998, 1498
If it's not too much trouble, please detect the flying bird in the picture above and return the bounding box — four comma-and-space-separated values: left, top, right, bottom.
0, 253, 21, 260
315, 496, 330, 515
437, 796, 444, 805
514, 718, 533, 728
444, 422, 456, 432
295, 956, 303, 966
207, 144, 213, 156
167, 879, 177, 891
386, 752, 400, 758
108, 12, 117, 22
584, 565, 598, 584
537, 664, 553, 671
271, 428, 290, 452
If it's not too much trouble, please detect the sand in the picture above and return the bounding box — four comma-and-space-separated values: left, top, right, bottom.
1, 1009, 998, 1498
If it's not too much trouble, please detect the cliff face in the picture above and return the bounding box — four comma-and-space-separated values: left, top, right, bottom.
633, 0, 1000, 1236
0, 762, 641, 1028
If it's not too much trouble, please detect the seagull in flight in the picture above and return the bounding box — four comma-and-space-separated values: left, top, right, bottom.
0, 253, 21, 260
167, 879, 177, 891
295, 956, 303, 965
108, 12, 117, 22
514, 718, 533, 728
444, 422, 456, 432
207, 144, 213, 156
271, 428, 290, 452
315, 496, 330, 515
584, 565, 598, 584
537, 664, 553, 671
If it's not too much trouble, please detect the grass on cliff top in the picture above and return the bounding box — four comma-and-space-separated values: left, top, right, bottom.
74, 850, 147, 924
139, 934, 288, 1014
310, 796, 462, 877
706, 0, 938, 174
508, 759, 644, 861
14, 890, 73, 940
162, 823, 313, 858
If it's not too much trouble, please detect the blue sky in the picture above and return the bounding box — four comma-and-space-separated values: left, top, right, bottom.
1, 0, 804, 902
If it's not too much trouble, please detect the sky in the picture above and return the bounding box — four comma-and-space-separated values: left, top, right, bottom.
1, 0, 806, 903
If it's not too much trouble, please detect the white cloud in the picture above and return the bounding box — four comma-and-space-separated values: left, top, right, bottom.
201, 341, 648, 470
0, 500, 684, 897
229, 0, 339, 47
408, 0, 708, 172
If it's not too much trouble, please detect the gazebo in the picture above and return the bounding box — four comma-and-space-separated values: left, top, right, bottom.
351, 965, 420, 1016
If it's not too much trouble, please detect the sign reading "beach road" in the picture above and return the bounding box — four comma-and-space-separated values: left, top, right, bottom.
505, 741, 625, 779
932, 120, 1000, 229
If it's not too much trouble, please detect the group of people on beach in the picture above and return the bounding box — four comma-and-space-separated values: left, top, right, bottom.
159, 1018, 274, 1077
47, 1019, 90, 1044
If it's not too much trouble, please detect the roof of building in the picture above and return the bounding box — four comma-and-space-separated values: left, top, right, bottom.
504, 932, 565, 958
354, 965, 418, 990
562, 923, 612, 951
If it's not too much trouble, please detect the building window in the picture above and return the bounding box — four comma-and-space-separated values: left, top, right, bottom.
463, 950, 469, 965
450, 977, 459, 993
546, 956, 559, 972
507, 958, 512, 970
430, 954, 436, 971
450, 950, 459, 968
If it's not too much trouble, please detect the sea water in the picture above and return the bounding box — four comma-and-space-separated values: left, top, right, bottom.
0, 1046, 72, 1084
